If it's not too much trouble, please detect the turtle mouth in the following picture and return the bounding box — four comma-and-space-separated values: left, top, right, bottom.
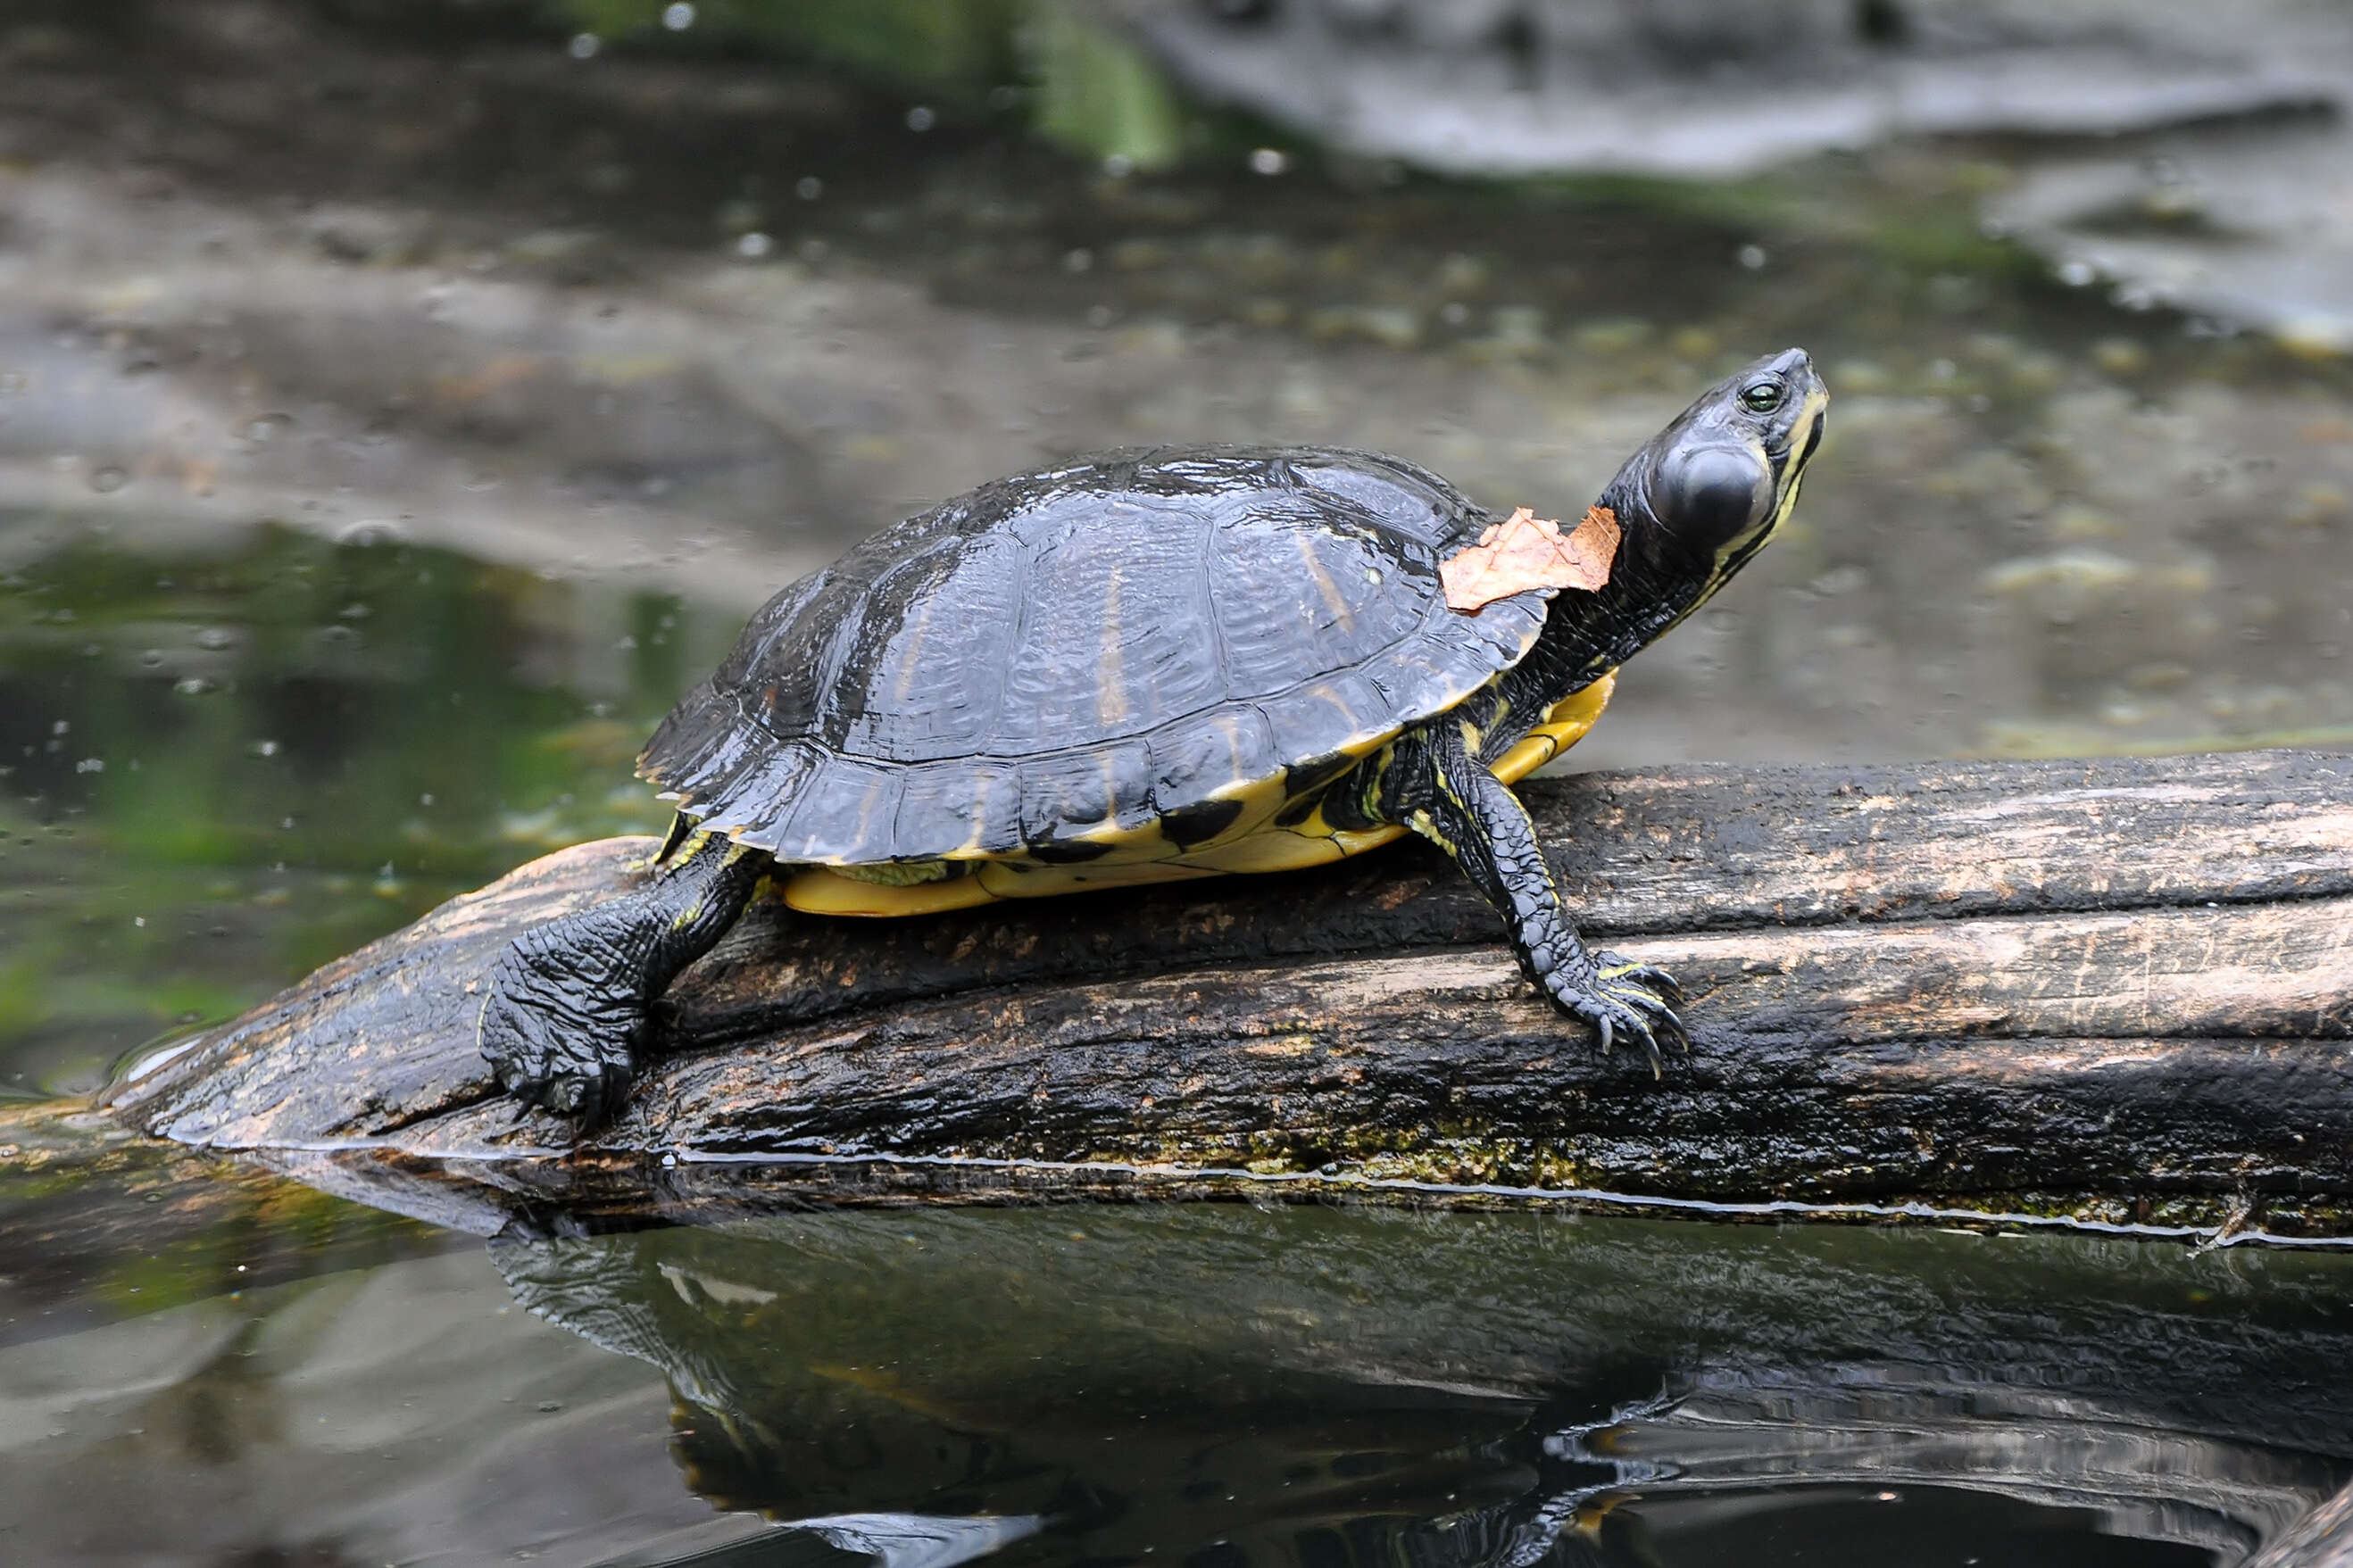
1710, 402, 1822, 584
1762, 402, 1825, 472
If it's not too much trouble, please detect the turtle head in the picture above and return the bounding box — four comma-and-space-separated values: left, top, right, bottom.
1609, 346, 1827, 601
1545, 348, 1826, 674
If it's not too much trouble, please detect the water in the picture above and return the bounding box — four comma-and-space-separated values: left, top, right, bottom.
0, 526, 723, 1099
5, 2, 2353, 1563
11, 1200, 2353, 1566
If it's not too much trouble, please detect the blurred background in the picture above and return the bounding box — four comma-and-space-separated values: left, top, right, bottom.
3, 0, 2352, 1098
11, 7, 2353, 1567
13, 0, 2353, 1105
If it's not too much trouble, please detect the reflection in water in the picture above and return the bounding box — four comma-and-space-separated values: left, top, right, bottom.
589, 1513, 1046, 1568
8, 7, 2353, 1563
493, 1207, 2353, 1567
1559, 1377, 2315, 1563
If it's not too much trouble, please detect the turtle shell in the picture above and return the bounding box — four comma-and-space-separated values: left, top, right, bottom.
639, 446, 1551, 866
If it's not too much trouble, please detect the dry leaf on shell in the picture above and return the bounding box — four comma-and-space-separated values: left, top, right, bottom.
1439, 505, 1620, 613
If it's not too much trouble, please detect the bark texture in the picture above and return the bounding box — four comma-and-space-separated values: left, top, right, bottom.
2254, 1481, 2353, 1568
102, 751, 2353, 1237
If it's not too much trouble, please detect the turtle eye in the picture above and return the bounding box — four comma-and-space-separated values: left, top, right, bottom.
1740, 380, 1785, 413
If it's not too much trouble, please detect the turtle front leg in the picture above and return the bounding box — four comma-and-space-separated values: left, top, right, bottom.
478, 830, 769, 1124
1374, 720, 1689, 1069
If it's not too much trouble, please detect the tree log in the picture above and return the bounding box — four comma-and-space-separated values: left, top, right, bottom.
102, 750, 2353, 1238
2253, 1480, 2353, 1568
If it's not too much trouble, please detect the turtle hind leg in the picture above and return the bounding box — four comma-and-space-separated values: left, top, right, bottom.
478, 833, 769, 1125
1369, 718, 1688, 1070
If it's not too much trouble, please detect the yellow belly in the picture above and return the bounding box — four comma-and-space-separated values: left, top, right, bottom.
780, 671, 1616, 916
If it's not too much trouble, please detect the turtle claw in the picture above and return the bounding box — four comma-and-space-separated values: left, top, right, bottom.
1540, 951, 1690, 1073
507, 1080, 594, 1127
1608, 961, 1686, 1008
477, 834, 766, 1134
488, 1030, 636, 1132
478, 925, 647, 1132
545, 1068, 623, 1131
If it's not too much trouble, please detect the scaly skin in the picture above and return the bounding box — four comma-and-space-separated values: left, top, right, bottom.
478, 352, 1826, 1125
1349, 715, 1688, 1070
478, 832, 769, 1124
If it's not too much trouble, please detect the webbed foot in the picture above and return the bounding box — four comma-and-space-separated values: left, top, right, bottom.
478, 924, 650, 1128
1538, 952, 1689, 1074
476, 832, 770, 1132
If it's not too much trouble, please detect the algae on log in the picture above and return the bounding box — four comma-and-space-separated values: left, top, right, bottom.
101, 751, 2353, 1238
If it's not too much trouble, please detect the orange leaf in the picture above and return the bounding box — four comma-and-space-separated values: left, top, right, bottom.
1439, 504, 1620, 613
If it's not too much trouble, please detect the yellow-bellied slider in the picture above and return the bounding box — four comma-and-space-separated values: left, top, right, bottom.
481, 350, 1829, 1124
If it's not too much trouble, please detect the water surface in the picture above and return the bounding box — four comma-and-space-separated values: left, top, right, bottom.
4, 4, 2352, 1564
9, 1202, 2353, 1567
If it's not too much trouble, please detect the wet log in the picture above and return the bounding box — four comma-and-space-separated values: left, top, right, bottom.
2256, 1481, 2353, 1568
101, 750, 2353, 1237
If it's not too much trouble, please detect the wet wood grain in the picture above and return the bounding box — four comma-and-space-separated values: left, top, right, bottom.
102, 750, 2353, 1234
2253, 1478, 2353, 1568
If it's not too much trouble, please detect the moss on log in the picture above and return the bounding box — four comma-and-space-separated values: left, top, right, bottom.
103, 750, 2353, 1238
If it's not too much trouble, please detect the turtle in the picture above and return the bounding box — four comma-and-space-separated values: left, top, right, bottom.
480, 348, 1829, 1124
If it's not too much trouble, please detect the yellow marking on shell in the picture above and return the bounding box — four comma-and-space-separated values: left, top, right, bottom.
1041, 702, 1398, 860
783, 867, 1003, 916
833, 859, 954, 885
892, 593, 935, 707
1299, 529, 1356, 635
934, 766, 1016, 862
1098, 565, 1127, 728
777, 673, 1616, 917
1173, 828, 1356, 875
1082, 763, 1296, 862
800, 770, 898, 865
977, 858, 1226, 899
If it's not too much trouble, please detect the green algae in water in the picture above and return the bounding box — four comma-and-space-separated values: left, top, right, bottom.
2, 11, 2350, 1558
0, 520, 736, 1097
